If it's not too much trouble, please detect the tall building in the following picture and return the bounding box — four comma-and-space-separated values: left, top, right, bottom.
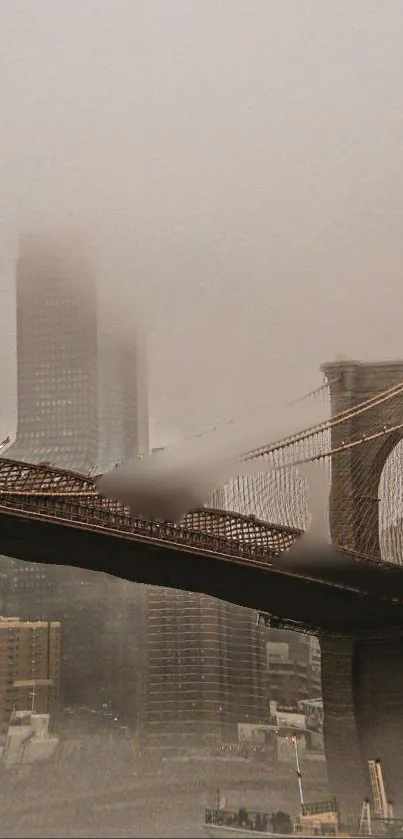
97, 292, 149, 471
0, 617, 60, 731
143, 588, 268, 750
3, 230, 148, 718
3, 560, 147, 717
137, 469, 269, 750
6, 230, 149, 471
4, 561, 108, 708
7, 231, 99, 472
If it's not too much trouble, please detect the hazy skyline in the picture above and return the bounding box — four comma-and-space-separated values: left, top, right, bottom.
2, 1, 403, 448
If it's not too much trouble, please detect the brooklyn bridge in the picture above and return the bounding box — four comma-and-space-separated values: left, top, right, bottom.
2, 358, 403, 813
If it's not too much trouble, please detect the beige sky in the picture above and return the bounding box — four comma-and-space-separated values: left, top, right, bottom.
1, 0, 403, 446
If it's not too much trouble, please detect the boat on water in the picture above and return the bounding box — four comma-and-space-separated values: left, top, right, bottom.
204, 735, 345, 838
204, 792, 403, 837
204, 805, 291, 837
203, 739, 403, 837
204, 797, 355, 838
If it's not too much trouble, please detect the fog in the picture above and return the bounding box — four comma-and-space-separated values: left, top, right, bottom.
1, 0, 403, 446
1, 4, 403, 834
97, 396, 328, 520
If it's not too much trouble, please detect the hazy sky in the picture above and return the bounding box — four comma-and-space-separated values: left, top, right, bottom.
1, 0, 403, 446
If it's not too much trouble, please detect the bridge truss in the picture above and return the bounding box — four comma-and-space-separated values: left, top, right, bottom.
0, 457, 300, 562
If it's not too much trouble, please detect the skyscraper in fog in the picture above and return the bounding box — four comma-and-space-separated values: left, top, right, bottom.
6, 230, 149, 471
7, 232, 99, 472
3, 230, 148, 715
97, 293, 149, 471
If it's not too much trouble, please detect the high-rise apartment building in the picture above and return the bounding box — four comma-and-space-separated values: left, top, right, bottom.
139, 470, 269, 750
0, 617, 60, 731
143, 588, 268, 749
4, 560, 108, 708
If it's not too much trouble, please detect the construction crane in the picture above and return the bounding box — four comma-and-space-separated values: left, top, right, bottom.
368, 759, 393, 820
360, 759, 394, 836
359, 799, 372, 837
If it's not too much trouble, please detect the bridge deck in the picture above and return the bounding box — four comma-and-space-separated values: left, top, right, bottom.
1, 457, 403, 636
0, 456, 304, 556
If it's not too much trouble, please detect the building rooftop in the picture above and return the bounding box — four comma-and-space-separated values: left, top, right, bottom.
0, 617, 61, 629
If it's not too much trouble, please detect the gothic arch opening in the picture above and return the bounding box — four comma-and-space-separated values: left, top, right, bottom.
379, 439, 403, 564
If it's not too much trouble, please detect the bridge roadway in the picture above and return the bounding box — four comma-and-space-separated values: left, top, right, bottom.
1, 458, 403, 638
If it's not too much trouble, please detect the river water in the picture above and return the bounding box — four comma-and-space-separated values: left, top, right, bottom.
0, 735, 328, 838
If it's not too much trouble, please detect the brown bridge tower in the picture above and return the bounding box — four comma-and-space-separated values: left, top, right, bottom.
320, 360, 403, 815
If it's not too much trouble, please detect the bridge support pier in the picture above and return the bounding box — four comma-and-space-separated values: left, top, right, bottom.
320, 359, 403, 815
321, 635, 403, 817
320, 636, 368, 815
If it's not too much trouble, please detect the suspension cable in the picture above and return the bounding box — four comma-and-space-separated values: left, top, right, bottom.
243, 380, 403, 460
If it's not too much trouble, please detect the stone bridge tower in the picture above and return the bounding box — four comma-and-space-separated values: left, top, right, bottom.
318, 360, 403, 817
321, 359, 403, 556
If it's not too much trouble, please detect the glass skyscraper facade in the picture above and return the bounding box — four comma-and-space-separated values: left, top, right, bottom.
7, 231, 99, 472
6, 230, 149, 471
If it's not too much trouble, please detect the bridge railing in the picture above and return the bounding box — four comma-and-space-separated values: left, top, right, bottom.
0, 490, 292, 567
2, 458, 399, 573
0, 456, 302, 563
